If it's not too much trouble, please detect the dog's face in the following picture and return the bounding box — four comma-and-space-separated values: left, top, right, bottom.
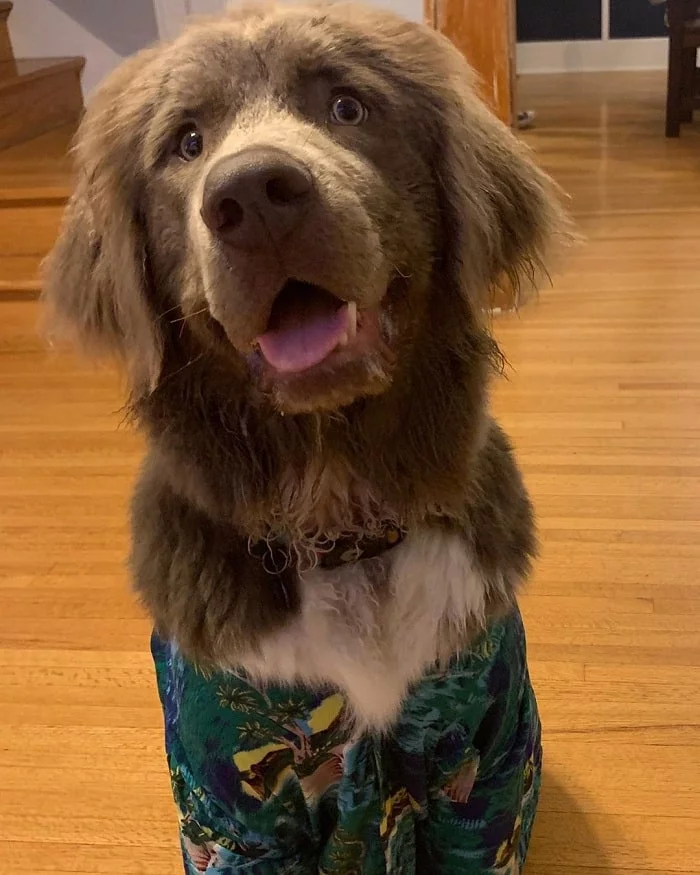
44, 3, 563, 415
147, 8, 442, 412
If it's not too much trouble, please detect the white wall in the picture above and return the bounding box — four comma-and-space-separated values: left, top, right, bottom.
188, 0, 422, 21
365, 0, 422, 21
9, 0, 423, 98
517, 37, 668, 74
516, 0, 668, 73
8, 0, 160, 95
10, 0, 665, 92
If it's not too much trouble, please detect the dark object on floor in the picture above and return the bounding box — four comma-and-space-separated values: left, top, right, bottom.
666, 0, 700, 136
517, 110, 537, 129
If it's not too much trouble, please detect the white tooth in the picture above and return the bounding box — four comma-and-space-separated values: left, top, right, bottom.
337, 332, 349, 347
347, 301, 358, 340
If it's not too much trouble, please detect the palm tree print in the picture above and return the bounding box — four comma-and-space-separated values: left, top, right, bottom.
152, 610, 542, 874
217, 684, 263, 714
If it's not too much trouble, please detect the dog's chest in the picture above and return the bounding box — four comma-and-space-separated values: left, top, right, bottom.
240, 526, 489, 730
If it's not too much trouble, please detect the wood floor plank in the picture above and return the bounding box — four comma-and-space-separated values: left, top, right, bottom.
0, 843, 181, 875
529, 812, 699, 873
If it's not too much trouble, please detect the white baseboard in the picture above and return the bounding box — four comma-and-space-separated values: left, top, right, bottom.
517, 37, 669, 74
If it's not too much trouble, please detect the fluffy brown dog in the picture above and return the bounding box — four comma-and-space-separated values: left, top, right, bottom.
44, 13, 568, 869
44, 2, 566, 729
44, 5, 568, 868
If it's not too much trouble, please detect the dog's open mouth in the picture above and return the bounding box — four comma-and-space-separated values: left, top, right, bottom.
257, 280, 358, 374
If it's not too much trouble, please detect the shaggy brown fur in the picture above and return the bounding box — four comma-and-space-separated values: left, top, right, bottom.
43, 3, 567, 691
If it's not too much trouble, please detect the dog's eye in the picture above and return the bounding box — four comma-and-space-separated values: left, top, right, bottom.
177, 126, 204, 161
329, 95, 367, 126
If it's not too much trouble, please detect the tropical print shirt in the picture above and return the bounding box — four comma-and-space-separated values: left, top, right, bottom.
152, 607, 541, 874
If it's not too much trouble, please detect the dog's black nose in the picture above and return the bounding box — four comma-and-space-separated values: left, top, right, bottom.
200, 148, 314, 248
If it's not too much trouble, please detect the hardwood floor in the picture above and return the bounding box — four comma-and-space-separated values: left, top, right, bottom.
1, 71, 699, 873
0, 125, 74, 293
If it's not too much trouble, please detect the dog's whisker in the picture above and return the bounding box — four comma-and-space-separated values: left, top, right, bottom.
155, 351, 208, 390
155, 303, 183, 322
169, 306, 209, 325
256, 207, 289, 277
390, 262, 412, 279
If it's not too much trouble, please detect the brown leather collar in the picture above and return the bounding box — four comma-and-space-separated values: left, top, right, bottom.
315, 525, 404, 569
251, 525, 405, 572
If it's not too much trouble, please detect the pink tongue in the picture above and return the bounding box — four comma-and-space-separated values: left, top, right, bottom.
258, 294, 350, 374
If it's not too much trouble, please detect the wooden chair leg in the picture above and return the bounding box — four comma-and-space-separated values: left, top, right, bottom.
666, 42, 684, 136
666, 0, 689, 137
680, 48, 696, 122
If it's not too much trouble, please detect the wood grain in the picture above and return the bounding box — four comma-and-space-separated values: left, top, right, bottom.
0, 126, 75, 291
0, 123, 74, 201
0, 256, 42, 292
0, 2, 12, 64
0, 71, 699, 873
0, 57, 83, 151
0, 203, 64, 256
425, 0, 515, 125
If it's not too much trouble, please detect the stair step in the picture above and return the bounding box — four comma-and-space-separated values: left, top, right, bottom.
0, 56, 84, 151
0, 255, 42, 295
0, 125, 73, 295
0, 124, 74, 203
0, 199, 65, 256
0, 197, 64, 295
0, 56, 84, 85
0, 3, 12, 64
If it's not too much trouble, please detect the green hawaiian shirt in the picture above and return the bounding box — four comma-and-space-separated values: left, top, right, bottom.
152, 608, 541, 874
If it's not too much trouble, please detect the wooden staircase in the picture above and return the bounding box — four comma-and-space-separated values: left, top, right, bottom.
0, 2, 82, 295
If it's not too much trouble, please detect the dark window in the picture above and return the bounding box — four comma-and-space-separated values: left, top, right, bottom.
609, 0, 668, 38
517, 0, 603, 41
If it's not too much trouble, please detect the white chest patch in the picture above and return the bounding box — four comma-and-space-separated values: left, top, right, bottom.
239, 527, 491, 730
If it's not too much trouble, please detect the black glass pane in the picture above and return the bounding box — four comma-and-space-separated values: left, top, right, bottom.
609, 0, 668, 38
517, 0, 603, 42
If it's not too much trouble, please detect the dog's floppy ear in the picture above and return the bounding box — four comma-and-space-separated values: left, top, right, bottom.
42, 47, 164, 392
430, 33, 570, 310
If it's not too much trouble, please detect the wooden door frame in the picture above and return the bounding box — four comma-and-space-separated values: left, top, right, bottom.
424, 0, 515, 126
425, 0, 439, 30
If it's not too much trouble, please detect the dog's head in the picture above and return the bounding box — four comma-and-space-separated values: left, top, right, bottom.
44, 3, 565, 415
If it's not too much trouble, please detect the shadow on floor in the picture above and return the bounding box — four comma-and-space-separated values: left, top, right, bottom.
527, 769, 615, 873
